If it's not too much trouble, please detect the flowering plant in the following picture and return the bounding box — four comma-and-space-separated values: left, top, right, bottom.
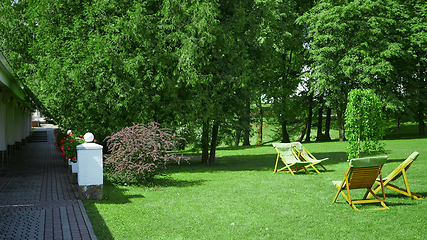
54, 129, 85, 163
104, 122, 188, 184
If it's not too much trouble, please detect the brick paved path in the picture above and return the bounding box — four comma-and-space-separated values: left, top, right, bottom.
0, 127, 97, 240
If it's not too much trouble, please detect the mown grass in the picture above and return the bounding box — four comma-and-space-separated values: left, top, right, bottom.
84, 124, 427, 239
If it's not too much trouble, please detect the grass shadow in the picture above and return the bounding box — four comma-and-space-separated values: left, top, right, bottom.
384, 123, 427, 140
384, 192, 426, 200
169, 151, 349, 174
384, 202, 417, 207
312, 152, 348, 165
168, 154, 275, 173
216, 145, 265, 151
150, 177, 208, 188
83, 180, 147, 239
96, 180, 146, 204
384, 158, 408, 163
83, 201, 115, 240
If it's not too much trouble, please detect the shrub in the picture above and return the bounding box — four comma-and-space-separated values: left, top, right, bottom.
345, 89, 385, 159
54, 129, 85, 163
104, 122, 188, 185
54, 129, 68, 149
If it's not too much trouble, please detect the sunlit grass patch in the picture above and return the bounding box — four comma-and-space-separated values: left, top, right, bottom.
84, 137, 427, 239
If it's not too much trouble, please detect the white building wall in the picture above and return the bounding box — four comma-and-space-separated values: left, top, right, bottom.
14, 106, 22, 144
0, 94, 5, 151
25, 112, 31, 138
5, 103, 14, 146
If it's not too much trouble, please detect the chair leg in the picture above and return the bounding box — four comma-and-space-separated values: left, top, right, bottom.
272, 154, 280, 174
319, 163, 328, 172
308, 164, 321, 173
333, 182, 344, 203
371, 181, 423, 200
384, 183, 423, 200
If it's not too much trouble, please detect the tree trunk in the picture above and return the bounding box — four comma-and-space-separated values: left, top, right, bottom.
256, 100, 263, 145
201, 120, 209, 164
209, 123, 219, 165
324, 108, 332, 141
419, 106, 425, 136
243, 101, 251, 145
234, 129, 241, 147
296, 117, 308, 142
316, 106, 323, 141
397, 115, 401, 130
281, 121, 290, 143
305, 94, 313, 142
337, 113, 346, 141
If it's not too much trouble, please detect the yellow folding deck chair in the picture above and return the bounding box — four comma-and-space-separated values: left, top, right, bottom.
291, 142, 328, 173
332, 156, 389, 211
368, 151, 423, 200
272, 143, 317, 175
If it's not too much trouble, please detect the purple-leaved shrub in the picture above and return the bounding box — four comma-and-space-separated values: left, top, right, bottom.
104, 123, 188, 185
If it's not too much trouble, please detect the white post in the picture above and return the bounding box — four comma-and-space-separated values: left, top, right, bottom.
76, 132, 103, 200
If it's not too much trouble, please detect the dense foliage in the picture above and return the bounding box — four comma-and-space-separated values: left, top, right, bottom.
104, 123, 188, 184
345, 89, 385, 159
1, 0, 426, 163
298, 0, 427, 138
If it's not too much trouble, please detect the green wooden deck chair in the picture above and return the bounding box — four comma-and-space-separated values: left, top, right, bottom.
291, 142, 328, 173
272, 143, 315, 176
332, 156, 389, 211
368, 151, 423, 200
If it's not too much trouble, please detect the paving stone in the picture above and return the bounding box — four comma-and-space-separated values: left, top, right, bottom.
0, 127, 97, 240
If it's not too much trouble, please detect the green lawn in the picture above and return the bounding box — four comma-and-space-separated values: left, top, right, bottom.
84, 132, 427, 239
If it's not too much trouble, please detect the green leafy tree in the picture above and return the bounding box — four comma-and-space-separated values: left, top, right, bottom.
258, 0, 310, 143
297, 0, 410, 140
345, 89, 385, 159
404, 0, 427, 135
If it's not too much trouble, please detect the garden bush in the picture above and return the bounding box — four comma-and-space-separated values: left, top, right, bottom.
104, 122, 188, 185
54, 129, 85, 162
345, 89, 385, 159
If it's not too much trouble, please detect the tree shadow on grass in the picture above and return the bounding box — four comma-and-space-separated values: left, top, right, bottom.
90, 180, 146, 204
150, 176, 208, 188
313, 152, 348, 165
383, 124, 427, 140
169, 151, 349, 174
83, 181, 133, 240
82, 202, 115, 240
99, 178, 207, 203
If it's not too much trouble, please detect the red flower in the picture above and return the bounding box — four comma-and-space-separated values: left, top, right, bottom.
67, 148, 70, 150
60, 152, 65, 156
